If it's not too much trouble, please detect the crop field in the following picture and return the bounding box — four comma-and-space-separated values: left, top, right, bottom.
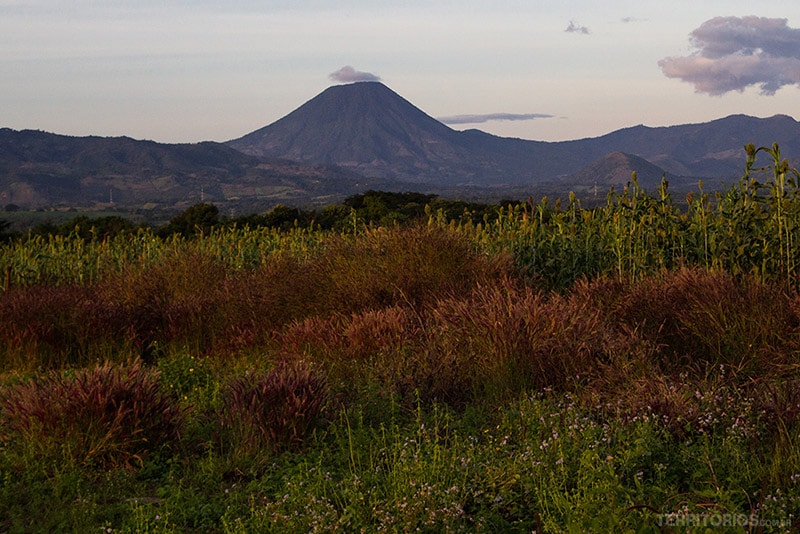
1, 145, 800, 532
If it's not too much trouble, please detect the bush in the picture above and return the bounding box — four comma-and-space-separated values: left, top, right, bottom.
0, 361, 184, 470
217, 361, 329, 457
614, 269, 798, 375
277, 276, 631, 408
415, 278, 616, 405
279, 305, 417, 363
158, 203, 220, 237
0, 284, 117, 369
95, 250, 234, 357
309, 224, 510, 315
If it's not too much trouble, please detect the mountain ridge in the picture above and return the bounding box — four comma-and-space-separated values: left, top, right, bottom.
2, 81, 799, 209
0, 128, 392, 209
564, 152, 680, 190
227, 82, 800, 187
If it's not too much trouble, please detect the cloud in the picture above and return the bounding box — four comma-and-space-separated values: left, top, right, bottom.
659, 16, 800, 95
565, 20, 590, 35
621, 17, 646, 24
328, 65, 381, 83
438, 113, 554, 125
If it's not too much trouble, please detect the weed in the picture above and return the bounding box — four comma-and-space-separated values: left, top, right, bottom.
217, 361, 329, 459
0, 361, 184, 471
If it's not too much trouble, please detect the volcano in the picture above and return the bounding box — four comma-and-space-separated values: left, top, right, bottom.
228, 82, 800, 189
227, 82, 503, 184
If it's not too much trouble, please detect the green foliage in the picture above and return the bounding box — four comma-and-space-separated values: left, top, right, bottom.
342, 190, 437, 226
236, 204, 315, 230
157, 352, 214, 402
158, 203, 220, 237
449, 147, 800, 290
0, 219, 11, 243
1, 145, 800, 532
26, 214, 139, 242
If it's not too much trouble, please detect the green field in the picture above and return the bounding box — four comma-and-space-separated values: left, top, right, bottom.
0, 145, 799, 532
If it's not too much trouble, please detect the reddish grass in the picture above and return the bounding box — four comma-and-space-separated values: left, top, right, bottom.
0, 284, 121, 368
216, 361, 329, 456
276, 276, 630, 407
95, 251, 231, 356
608, 268, 799, 375
3, 228, 800, 429
0, 225, 511, 368
0, 361, 184, 470
307, 224, 511, 315
417, 278, 621, 405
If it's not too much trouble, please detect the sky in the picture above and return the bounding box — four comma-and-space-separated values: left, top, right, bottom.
1, 1, 799, 144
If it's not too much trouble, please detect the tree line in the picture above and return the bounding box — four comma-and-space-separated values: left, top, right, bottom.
0, 191, 520, 243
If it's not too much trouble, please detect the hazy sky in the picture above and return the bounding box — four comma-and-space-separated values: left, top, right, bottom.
2, 1, 799, 144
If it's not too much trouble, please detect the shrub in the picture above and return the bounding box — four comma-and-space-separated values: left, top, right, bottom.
309, 224, 510, 315
277, 277, 630, 408
278, 306, 418, 370
96, 250, 239, 357
418, 279, 616, 405
615, 269, 797, 375
217, 361, 329, 457
0, 361, 184, 470
209, 253, 321, 353
0, 284, 119, 369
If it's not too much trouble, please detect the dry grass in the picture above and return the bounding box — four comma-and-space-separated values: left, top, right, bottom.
0, 361, 184, 470
608, 268, 799, 375
216, 360, 329, 457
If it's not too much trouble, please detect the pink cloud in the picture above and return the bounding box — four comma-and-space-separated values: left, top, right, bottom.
329, 66, 381, 83
659, 16, 800, 95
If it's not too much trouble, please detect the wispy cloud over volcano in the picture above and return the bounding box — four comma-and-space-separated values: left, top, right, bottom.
438, 112, 554, 125
659, 16, 800, 95
329, 66, 381, 83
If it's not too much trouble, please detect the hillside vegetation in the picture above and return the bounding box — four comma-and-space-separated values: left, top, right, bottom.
0, 144, 799, 532
4, 84, 800, 211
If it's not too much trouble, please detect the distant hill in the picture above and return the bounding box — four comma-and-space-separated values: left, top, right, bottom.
576, 114, 800, 178
0, 129, 391, 209
564, 152, 682, 191
229, 81, 800, 189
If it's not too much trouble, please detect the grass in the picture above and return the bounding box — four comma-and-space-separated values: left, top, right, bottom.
1, 148, 800, 532
2, 386, 795, 532
0, 361, 184, 471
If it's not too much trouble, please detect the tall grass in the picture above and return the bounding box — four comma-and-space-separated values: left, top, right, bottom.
443, 146, 800, 290
1, 146, 800, 531
0, 361, 184, 470
216, 361, 329, 459
2, 146, 798, 294
0, 224, 323, 290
